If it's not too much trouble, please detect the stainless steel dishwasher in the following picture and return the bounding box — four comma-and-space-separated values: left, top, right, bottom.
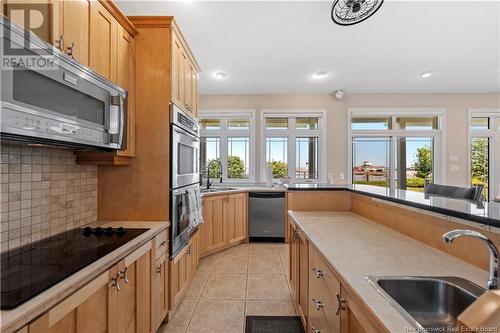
249, 192, 285, 242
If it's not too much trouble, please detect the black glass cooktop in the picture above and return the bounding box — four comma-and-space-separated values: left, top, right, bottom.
0, 227, 148, 309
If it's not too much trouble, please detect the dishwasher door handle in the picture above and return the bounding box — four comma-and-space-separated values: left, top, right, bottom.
249, 192, 285, 199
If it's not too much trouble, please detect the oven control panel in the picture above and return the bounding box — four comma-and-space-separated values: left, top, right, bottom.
177, 112, 198, 133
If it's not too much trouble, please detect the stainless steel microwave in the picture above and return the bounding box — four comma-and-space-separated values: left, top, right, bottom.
0, 17, 126, 150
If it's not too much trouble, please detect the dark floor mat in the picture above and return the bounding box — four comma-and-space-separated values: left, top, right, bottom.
245, 316, 305, 333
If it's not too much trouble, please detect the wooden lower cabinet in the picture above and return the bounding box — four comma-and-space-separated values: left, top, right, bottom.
305, 242, 383, 333
289, 220, 309, 329
152, 252, 168, 332
26, 234, 173, 333
200, 193, 248, 256
29, 241, 153, 333
169, 229, 201, 311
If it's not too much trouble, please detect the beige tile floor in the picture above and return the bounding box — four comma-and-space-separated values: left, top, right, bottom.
159, 242, 294, 333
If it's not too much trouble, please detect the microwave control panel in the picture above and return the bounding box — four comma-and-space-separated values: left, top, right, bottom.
1, 107, 108, 146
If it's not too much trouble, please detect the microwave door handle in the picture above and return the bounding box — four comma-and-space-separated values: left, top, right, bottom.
119, 94, 126, 149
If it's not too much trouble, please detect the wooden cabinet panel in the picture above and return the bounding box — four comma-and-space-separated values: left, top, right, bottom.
201, 195, 226, 254
152, 252, 168, 332
309, 245, 341, 333
171, 33, 182, 108
298, 228, 309, 328
61, 0, 90, 65
116, 26, 136, 157
89, 0, 117, 81
29, 270, 115, 333
289, 222, 300, 304
224, 193, 247, 245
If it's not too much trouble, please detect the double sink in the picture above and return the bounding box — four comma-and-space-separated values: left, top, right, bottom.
367, 276, 484, 332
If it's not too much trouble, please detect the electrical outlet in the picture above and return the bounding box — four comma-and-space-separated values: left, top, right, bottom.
340, 173, 345, 180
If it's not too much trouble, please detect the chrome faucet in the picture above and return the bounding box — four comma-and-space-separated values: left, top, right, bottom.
443, 229, 499, 290
206, 160, 223, 189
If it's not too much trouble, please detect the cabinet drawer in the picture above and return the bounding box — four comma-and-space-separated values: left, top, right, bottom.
309, 246, 342, 333
154, 229, 169, 260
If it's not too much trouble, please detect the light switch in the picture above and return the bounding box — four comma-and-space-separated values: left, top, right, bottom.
449, 164, 459, 172
448, 155, 460, 162
340, 173, 345, 180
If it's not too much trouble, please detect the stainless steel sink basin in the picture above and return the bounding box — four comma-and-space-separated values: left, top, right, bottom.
201, 187, 238, 193
367, 276, 484, 332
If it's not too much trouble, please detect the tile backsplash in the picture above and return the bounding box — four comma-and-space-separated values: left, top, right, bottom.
1, 143, 97, 252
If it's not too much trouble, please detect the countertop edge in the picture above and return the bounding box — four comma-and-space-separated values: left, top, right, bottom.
0, 221, 169, 333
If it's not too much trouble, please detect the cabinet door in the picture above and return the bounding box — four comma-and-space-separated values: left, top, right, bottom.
171, 33, 181, 107
289, 223, 299, 303
298, 229, 309, 328
89, 0, 117, 81
29, 269, 117, 333
169, 244, 189, 310
201, 195, 226, 254
191, 70, 198, 117
116, 241, 153, 333
116, 26, 136, 157
61, 0, 90, 65
153, 252, 168, 332
178, 48, 188, 109
224, 193, 247, 244
184, 60, 193, 114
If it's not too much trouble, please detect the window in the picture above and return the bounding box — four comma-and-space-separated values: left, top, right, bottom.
200, 137, 220, 178
469, 112, 500, 201
199, 110, 256, 182
261, 111, 325, 182
349, 110, 444, 192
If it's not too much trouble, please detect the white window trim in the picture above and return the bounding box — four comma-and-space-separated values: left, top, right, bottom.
347, 108, 447, 189
260, 109, 327, 183
468, 108, 500, 200
199, 109, 256, 183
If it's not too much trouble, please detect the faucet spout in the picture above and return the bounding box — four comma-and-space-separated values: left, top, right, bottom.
442, 229, 499, 290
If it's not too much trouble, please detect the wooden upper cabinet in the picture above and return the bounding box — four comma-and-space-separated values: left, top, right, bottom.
170, 33, 182, 109
169, 25, 200, 117
89, 0, 117, 81
60, 0, 90, 65
116, 26, 136, 157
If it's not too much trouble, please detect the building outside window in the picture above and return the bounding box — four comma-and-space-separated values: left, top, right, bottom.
261, 110, 326, 182
348, 109, 444, 192
468, 110, 500, 201
199, 110, 256, 183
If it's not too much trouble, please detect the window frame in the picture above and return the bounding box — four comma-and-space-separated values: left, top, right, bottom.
347, 108, 446, 190
199, 109, 256, 183
468, 109, 500, 200
260, 109, 327, 183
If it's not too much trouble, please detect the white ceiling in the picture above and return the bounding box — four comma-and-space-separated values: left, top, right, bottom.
117, 1, 500, 95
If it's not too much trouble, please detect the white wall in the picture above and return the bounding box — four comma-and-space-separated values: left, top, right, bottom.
199, 93, 500, 186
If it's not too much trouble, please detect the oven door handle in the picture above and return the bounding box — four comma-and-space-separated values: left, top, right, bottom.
173, 126, 199, 142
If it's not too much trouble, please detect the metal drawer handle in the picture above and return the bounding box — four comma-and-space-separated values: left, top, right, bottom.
311, 328, 321, 333
160, 240, 167, 247
312, 298, 323, 311
55, 34, 64, 51
312, 267, 324, 278
335, 293, 346, 315
66, 42, 75, 59
119, 267, 129, 284
156, 263, 163, 276
187, 245, 192, 255
109, 275, 120, 291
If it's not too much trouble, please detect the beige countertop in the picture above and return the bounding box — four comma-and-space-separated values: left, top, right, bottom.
0, 220, 169, 333
288, 211, 488, 333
